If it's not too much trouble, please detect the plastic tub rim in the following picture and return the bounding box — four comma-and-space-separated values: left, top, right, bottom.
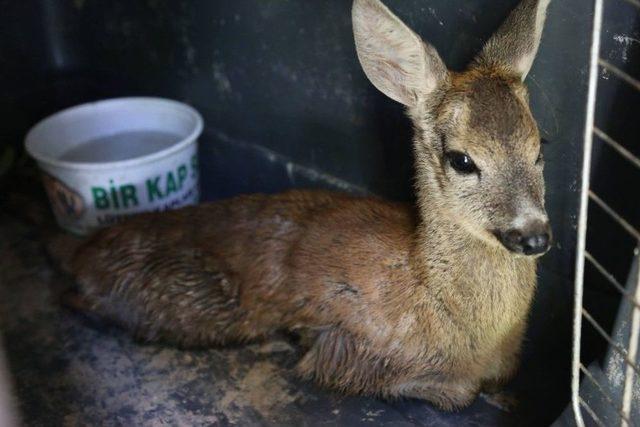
24, 96, 204, 172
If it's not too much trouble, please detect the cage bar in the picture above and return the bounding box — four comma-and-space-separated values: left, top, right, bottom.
572, 0, 605, 423
585, 251, 640, 309
579, 397, 608, 427
599, 59, 640, 92
580, 363, 630, 423
621, 263, 640, 426
582, 308, 640, 376
589, 191, 640, 242
593, 127, 640, 171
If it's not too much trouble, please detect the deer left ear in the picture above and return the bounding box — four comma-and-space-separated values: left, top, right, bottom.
352, 0, 448, 108
472, 0, 552, 81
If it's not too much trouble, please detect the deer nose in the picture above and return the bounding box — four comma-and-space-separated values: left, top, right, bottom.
520, 232, 551, 255
499, 222, 552, 256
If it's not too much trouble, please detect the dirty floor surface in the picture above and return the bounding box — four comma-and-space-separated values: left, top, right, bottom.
0, 211, 527, 426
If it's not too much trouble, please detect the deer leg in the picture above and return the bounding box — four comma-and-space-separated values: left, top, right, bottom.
296, 328, 406, 396
296, 328, 480, 411
71, 258, 254, 347
390, 379, 481, 411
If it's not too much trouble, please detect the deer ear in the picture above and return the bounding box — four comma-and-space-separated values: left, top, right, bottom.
473, 0, 551, 80
352, 0, 448, 107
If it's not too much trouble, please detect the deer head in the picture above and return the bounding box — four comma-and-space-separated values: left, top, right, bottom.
353, 0, 552, 256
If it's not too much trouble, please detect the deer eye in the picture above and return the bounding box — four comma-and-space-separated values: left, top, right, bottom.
447, 151, 479, 175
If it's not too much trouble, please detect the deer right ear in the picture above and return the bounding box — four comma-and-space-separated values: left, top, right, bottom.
473, 0, 552, 80
352, 0, 448, 108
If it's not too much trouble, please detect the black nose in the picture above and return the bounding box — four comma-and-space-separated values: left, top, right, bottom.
520, 233, 550, 255
498, 225, 552, 256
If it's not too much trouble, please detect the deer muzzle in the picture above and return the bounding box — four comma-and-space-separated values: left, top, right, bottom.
496, 219, 552, 256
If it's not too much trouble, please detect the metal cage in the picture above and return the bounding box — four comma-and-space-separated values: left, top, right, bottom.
572, 0, 640, 425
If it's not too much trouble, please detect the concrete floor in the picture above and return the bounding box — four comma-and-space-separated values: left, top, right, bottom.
0, 210, 528, 426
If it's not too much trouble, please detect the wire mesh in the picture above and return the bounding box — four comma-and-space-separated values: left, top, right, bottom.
572, 0, 640, 426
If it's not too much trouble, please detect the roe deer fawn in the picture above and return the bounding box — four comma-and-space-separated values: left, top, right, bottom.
67, 0, 553, 410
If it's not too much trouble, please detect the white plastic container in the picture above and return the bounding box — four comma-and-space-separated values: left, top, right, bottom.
25, 97, 203, 235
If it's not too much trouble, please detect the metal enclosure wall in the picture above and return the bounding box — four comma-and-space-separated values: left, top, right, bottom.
0, 0, 596, 423
584, 0, 640, 355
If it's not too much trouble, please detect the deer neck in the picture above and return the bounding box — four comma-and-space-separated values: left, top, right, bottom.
411, 186, 537, 312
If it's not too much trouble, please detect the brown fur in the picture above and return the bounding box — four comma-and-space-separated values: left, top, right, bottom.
68, 0, 553, 411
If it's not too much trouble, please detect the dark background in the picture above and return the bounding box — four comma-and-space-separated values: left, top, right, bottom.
2, 0, 636, 425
